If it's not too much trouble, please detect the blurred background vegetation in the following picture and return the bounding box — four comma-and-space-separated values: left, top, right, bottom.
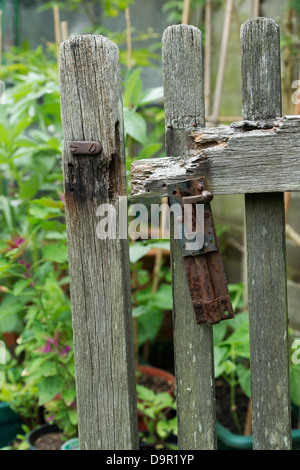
0, 0, 300, 447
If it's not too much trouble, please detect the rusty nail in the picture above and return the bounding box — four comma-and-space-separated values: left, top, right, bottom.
191, 123, 197, 127
167, 124, 173, 129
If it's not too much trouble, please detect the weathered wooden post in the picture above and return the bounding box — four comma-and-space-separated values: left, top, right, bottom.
241, 18, 292, 450
131, 18, 297, 450
59, 35, 139, 450
162, 25, 217, 450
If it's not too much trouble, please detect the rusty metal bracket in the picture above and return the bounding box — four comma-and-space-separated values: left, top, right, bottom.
70, 141, 102, 155
168, 177, 234, 325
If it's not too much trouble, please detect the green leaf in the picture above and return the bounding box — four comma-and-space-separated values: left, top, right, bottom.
0, 196, 14, 231
220, 322, 250, 359
19, 174, 41, 200
137, 143, 162, 159
152, 284, 172, 310
236, 363, 251, 398
290, 364, 300, 407
42, 243, 68, 264
213, 321, 228, 346
62, 388, 76, 406
30, 197, 64, 209
35, 261, 53, 283
13, 117, 33, 138
38, 376, 64, 405
214, 345, 229, 378
123, 108, 147, 144
132, 305, 149, 318
68, 409, 78, 425
140, 86, 164, 105
13, 279, 31, 296
137, 308, 164, 346
123, 68, 142, 108
0, 312, 23, 334
129, 244, 152, 263
136, 384, 156, 402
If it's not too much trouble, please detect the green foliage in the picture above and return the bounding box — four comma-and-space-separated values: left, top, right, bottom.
137, 385, 177, 449
214, 284, 300, 431
289, 0, 300, 12
0, 5, 166, 442
37, 0, 133, 17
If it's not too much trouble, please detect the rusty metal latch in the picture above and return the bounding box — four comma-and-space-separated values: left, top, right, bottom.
168, 177, 234, 325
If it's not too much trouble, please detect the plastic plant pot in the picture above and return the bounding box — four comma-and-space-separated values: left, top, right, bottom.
0, 402, 24, 448
61, 438, 80, 450
217, 422, 300, 450
26, 423, 62, 450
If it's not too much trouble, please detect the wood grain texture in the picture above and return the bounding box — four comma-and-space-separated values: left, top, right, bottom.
59, 35, 138, 450
241, 18, 292, 450
130, 116, 300, 198
163, 25, 217, 450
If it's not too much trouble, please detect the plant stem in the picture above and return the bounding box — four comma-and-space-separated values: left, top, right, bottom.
229, 373, 242, 434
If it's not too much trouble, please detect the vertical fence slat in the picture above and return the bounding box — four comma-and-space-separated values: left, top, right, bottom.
162, 25, 217, 450
241, 18, 292, 450
59, 35, 139, 450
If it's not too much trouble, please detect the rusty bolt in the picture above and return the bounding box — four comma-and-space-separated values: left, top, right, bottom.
201, 190, 214, 203
197, 183, 204, 192
89, 143, 97, 153
70, 143, 78, 153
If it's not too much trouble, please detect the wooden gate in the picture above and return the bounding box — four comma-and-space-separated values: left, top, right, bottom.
59, 18, 298, 450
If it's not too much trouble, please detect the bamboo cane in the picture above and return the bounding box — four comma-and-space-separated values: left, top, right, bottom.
61, 20, 69, 42
253, 0, 260, 17
53, 5, 61, 44
125, 7, 132, 70
204, 0, 212, 117
211, 0, 233, 124
182, 0, 191, 25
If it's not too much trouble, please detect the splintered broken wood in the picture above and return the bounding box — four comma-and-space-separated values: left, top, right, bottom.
130, 115, 300, 198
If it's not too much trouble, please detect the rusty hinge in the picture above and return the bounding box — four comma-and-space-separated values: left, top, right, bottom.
168, 177, 234, 325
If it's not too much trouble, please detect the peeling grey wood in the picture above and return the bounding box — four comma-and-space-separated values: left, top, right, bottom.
242, 18, 292, 450
59, 35, 138, 450
163, 25, 217, 450
130, 116, 300, 198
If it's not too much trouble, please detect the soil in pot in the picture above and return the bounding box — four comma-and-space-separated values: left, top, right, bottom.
27, 424, 64, 450
137, 365, 175, 394
215, 377, 249, 434
215, 376, 299, 436
33, 432, 64, 450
